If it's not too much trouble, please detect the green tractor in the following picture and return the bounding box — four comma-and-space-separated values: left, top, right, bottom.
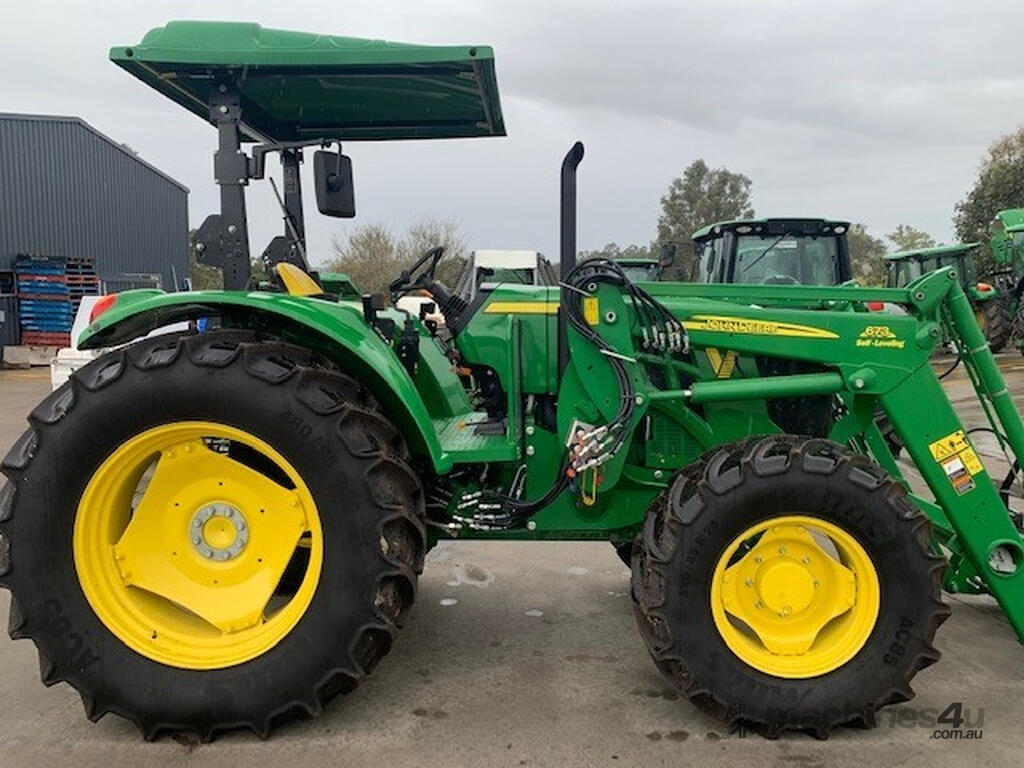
885, 243, 1007, 349
692, 218, 853, 286
6, 21, 1024, 741
989, 208, 1024, 353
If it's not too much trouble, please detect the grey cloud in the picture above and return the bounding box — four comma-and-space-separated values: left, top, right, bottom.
1, 0, 1022, 266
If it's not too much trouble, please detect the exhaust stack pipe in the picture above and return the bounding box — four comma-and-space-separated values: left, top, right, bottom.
558, 141, 585, 375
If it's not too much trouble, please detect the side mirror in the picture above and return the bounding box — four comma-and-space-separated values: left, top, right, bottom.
313, 150, 355, 218
658, 242, 677, 269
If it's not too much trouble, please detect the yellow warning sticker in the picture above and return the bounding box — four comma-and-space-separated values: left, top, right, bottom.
583, 297, 600, 326
929, 430, 971, 462
929, 430, 984, 496
959, 446, 984, 476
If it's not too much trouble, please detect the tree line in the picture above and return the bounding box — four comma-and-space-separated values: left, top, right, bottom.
190, 128, 1024, 290
583, 127, 1024, 285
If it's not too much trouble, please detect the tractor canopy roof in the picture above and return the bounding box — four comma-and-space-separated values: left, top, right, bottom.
691, 218, 850, 242
884, 242, 980, 263
993, 209, 1024, 233
110, 21, 505, 142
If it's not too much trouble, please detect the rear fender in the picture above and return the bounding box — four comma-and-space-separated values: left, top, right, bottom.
79, 289, 451, 473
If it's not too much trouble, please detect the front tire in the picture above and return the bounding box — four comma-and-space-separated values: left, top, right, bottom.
631, 436, 948, 737
0, 332, 425, 739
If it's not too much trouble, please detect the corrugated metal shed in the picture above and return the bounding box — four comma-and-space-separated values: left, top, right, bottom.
0, 113, 188, 291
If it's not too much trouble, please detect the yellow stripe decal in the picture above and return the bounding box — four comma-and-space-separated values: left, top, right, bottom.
484, 302, 559, 315
683, 314, 838, 339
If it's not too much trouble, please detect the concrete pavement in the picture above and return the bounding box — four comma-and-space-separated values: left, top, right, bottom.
1, 362, 1022, 766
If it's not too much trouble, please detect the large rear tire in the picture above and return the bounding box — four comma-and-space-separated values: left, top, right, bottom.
0, 331, 425, 739
631, 436, 948, 737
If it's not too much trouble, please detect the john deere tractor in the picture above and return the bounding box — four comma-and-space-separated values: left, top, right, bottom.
692, 218, 853, 286
6, 21, 1024, 741
885, 243, 1007, 349
989, 209, 1024, 353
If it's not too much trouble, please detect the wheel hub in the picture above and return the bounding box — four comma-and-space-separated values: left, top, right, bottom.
757, 560, 816, 615
191, 503, 248, 560
713, 517, 880, 676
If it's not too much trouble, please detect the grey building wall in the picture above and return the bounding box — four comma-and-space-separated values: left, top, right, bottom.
0, 113, 188, 290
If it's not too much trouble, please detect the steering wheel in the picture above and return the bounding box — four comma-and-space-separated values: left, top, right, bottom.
388, 246, 446, 303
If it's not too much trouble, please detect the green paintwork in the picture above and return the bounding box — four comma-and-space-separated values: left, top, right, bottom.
89, 23, 1024, 645
89, 260, 1024, 641
78, 289, 460, 473
456, 285, 558, 395
317, 272, 361, 300
110, 21, 505, 142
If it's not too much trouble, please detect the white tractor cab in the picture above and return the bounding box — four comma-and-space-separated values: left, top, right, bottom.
454, 249, 556, 302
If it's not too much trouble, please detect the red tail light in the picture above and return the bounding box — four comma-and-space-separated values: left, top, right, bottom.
977, 282, 993, 292
865, 301, 884, 312
89, 294, 118, 324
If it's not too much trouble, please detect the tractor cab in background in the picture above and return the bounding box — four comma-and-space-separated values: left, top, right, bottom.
884, 243, 1007, 349
692, 218, 852, 286
885, 242, 986, 293
453, 250, 557, 302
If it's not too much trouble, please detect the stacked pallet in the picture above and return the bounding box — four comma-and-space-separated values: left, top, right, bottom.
15, 255, 100, 347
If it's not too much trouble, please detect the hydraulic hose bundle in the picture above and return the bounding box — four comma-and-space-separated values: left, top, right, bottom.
449, 258, 688, 530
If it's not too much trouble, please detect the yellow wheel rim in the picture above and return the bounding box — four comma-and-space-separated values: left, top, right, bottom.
710, 515, 880, 678
74, 422, 323, 670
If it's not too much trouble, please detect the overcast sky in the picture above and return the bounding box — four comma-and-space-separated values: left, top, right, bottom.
4, 1, 1024, 267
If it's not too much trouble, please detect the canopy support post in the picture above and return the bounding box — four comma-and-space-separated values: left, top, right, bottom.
195, 83, 253, 290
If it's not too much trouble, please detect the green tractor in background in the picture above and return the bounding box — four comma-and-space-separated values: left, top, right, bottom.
884, 243, 1006, 349
691, 218, 853, 286
7, 21, 1024, 742
989, 209, 1024, 354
